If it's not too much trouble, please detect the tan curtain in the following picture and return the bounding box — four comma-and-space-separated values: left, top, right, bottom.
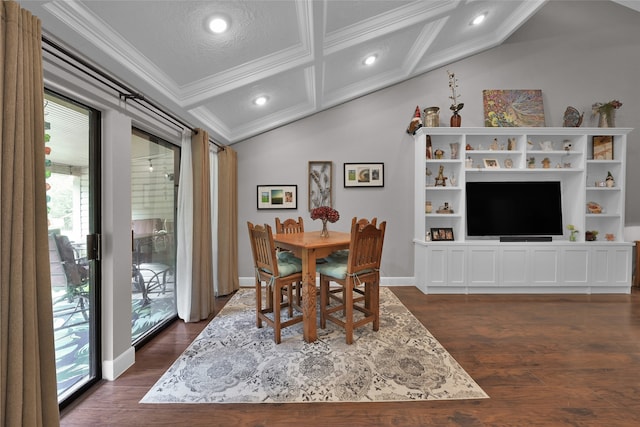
187, 129, 214, 321
217, 146, 238, 296
1, 1, 60, 426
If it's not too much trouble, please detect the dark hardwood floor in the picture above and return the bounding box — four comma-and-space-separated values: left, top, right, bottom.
60, 286, 640, 427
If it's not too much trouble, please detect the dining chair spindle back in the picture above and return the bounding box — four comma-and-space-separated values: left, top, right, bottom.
247, 221, 304, 343
318, 219, 386, 344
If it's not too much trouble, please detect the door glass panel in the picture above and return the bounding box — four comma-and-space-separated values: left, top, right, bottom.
45, 91, 99, 403
131, 129, 178, 344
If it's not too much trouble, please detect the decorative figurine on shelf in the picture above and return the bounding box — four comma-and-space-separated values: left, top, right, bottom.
563, 140, 573, 151
606, 171, 615, 187
539, 141, 553, 151
434, 165, 447, 187
437, 202, 454, 214
434, 148, 445, 159
587, 201, 602, 214
465, 143, 473, 151
406, 105, 423, 134
490, 138, 499, 151
426, 135, 433, 159
542, 157, 551, 168
447, 70, 463, 127
563, 106, 584, 127
567, 224, 579, 242
508, 137, 516, 151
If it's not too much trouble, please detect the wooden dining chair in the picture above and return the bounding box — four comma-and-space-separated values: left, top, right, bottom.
247, 221, 304, 343
275, 216, 304, 235
318, 220, 386, 344
325, 217, 377, 307
274, 217, 305, 305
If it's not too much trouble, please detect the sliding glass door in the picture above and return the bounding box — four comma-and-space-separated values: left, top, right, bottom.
131, 129, 179, 344
45, 90, 101, 405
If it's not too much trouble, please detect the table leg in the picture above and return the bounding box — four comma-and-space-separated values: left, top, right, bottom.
301, 249, 317, 342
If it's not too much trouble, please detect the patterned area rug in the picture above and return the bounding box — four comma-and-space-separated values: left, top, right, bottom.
140, 287, 488, 403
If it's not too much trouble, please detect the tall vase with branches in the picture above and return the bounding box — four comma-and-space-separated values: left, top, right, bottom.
448, 70, 464, 127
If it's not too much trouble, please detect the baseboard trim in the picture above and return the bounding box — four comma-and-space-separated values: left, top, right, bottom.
102, 345, 135, 381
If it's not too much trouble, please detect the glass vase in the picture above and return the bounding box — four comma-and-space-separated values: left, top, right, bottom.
320, 219, 329, 237
450, 112, 462, 127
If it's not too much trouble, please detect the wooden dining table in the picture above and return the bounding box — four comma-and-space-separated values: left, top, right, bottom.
273, 230, 351, 342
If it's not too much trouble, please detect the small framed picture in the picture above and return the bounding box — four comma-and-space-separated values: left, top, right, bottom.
344, 162, 384, 187
430, 227, 454, 241
483, 158, 500, 169
593, 135, 613, 160
257, 185, 297, 210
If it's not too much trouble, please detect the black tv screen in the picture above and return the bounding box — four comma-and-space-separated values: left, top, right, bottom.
466, 181, 563, 238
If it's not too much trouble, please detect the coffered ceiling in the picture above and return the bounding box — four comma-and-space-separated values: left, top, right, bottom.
26, 1, 556, 145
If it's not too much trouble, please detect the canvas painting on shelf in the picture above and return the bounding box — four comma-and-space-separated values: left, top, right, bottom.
483, 89, 545, 127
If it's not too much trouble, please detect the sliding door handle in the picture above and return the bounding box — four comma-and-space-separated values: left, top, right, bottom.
86, 233, 101, 261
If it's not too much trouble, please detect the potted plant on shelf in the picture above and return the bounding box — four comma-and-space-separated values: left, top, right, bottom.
592, 99, 622, 127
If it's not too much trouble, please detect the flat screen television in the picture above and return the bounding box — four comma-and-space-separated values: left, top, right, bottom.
466, 181, 563, 240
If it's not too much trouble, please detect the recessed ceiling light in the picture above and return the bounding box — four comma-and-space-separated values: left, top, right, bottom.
254, 96, 267, 106
471, 13, 486, 26
208, 16, 229, 34
364, 55, 377, 66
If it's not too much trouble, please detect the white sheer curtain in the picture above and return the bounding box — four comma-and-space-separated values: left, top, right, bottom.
176, 130, 193, 319
210, 146, 219, 296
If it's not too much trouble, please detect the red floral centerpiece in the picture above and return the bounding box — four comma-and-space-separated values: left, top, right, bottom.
311, 206, 339, 237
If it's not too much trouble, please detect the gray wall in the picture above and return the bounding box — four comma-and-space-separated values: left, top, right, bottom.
234, 1, 640, 281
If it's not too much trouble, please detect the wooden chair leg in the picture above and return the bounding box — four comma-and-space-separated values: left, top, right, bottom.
344, 283, 354, 344
286, 283, 294, 318
371, 281, 380, 331
255, 279, 262, 328
273, 285, 281, 344
319, 277, 329, 329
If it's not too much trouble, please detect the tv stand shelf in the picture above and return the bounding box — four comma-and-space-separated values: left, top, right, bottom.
413, 127, 633, 294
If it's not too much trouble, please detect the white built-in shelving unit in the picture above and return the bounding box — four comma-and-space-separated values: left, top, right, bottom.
413, 127, 633, 294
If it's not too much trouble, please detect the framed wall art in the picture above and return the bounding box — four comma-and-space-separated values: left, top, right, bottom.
483, 89, 545, 127
592, 135, 613, 160
257, 185, 297, 210
344, 162, 384, 188
308, 161, 332, 210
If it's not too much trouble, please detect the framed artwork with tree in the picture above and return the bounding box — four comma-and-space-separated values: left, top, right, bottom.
308, 161, 332, 210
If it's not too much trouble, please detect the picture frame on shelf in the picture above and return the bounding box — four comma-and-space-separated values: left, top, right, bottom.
430, 227, 454, 241
344, 162, 384, 188
257, 185, 297, 210
483, 158, 500, 169
308, 161, 332, 210
592, 135, 614, 160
